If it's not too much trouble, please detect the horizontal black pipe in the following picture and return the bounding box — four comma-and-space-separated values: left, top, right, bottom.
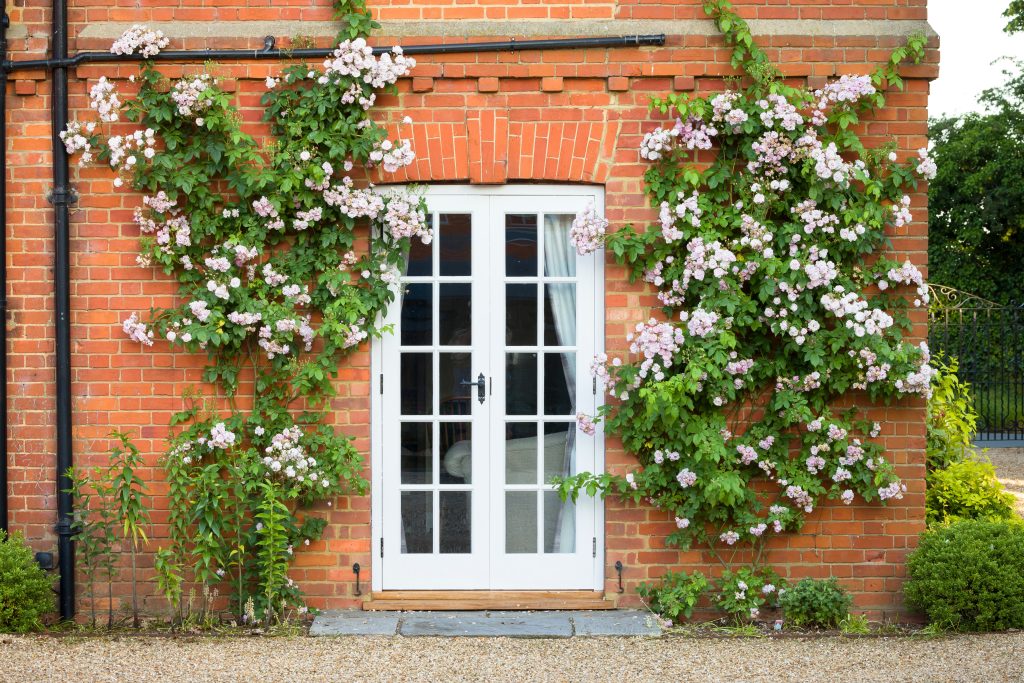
2, 34, 666, 73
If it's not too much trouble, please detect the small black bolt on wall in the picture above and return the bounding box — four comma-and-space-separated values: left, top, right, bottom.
614, 560, 625, 593
352, 562, 362, 596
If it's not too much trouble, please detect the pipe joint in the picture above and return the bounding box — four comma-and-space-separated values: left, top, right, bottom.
46, 185, 77, 206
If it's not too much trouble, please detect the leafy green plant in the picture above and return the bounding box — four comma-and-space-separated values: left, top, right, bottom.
110, 432, 151, 628
778, 577, 852, 629
714, 567, 783, 622
906, 519, 1024, 631
66, 464, 119, 628
926, 356, 978, 471
638, 570, 709, 624
0, 531, 54, 632
925, 458, 1016, 526
839, 612, 871, 635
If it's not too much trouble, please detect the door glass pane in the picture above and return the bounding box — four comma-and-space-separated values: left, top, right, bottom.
544, 352, 575, 416
401, 491, 433, 554
400, 283, 432, 346
439, 353, 472, 416
544, 283, 576, 346
505, 491, 537, 554
440, 423, 472, 484
439, 214, 472, 276
439, 283, 471, 346
544, 490, 575, 553
440, 491, 471, 553
400, 422, 432, 484
543, 214, 577, 277
505, 422, 537, 485
506, 284, 537, 346
406, 216, 433, 276
400, 353, 432, 415
506, 214, 538, 277
543, 422, 574, 482
506, 352, 537, 415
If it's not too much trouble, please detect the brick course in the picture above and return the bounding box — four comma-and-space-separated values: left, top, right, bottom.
3, 0, 936, 618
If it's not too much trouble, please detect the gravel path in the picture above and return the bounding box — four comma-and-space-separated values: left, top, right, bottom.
987, 447, 1024, 517
3, 633, 1024, 683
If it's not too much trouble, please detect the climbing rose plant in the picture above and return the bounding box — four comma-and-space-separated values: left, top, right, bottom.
561, 1, 933, 561
62, 1, 424, 621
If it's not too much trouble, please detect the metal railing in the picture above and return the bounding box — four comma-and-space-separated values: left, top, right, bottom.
928, 285, 1024, 441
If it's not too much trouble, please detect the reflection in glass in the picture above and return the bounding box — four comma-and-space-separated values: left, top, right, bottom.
439, 283, 472, 346
400, 283, 432, 346
506, 352, 538, 415
544, 283, 576, 346
400, 422, 432, 484
439, 214, 472, 276
506, 214, 538, 277
439, 353, 472, 416
505, 491, 537, 554
543, 214, 577, 277
440, 423, 472, 484
406, 216, 433, 276
544, 490, 575, 553
401, 491, 433, 554
543, 422, 574, 482
400, 353, 432, 415
440, 491, 471, 553
505, 422, 538, 485
506, 283, 538, 346
544, 352, 576, 416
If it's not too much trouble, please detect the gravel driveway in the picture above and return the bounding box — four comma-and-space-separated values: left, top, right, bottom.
3, 633, 1024, 683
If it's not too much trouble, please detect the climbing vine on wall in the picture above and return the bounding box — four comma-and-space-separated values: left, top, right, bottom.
562, 0, 932, 564
62, 2, 425, 621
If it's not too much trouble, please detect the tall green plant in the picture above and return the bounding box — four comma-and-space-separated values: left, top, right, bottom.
926, 356, 978, 471
110, 432, 151, 628
62, 0, 426, 620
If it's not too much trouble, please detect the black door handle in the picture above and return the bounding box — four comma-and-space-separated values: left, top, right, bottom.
459, 373, 486, 404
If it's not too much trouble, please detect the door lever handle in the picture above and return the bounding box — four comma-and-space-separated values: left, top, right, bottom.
459, 373, 486, 404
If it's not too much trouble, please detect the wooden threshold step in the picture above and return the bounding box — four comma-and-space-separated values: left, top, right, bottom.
363, 590, 615, 611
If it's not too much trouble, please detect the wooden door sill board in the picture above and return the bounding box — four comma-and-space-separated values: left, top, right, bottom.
363, 590, 614, 611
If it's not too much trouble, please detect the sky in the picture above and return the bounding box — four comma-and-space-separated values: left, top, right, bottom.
928, 0, 1024, 118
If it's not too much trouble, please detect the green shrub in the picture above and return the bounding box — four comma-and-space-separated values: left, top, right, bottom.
0, 531, 55, 633
905, 519, 1024, 631
778, 578, 852, 628
925, 458, 1016, 526
638, 570, 708, 623
926, 356, 978, 471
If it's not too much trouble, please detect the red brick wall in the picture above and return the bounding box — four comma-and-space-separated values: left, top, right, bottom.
3, 0, 936, 618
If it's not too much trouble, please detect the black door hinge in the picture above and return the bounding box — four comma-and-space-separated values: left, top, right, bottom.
592, 537, 597, 558
380, 537, 384, 558
379, 373, 383, 395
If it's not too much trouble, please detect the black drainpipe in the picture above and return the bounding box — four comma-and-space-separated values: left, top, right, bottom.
2, 11, 665, 620
50, 0, 76, 621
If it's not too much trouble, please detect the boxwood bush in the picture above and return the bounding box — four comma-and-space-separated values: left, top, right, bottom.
779, 578, 852, 629
905, 519, 1024, 631
0, 530, 54, 633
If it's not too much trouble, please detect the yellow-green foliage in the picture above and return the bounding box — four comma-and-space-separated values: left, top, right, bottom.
926, 356, 978, 471
926, 458, 1016, 526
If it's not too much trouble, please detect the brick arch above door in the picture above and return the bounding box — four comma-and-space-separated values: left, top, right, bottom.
380, 112, 619, 185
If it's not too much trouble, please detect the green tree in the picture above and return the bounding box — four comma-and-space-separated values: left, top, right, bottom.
1005, 0, 1023, 34
928, 62, 1024, 304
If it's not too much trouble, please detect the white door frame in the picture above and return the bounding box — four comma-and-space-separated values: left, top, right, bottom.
369, 184, 606, 592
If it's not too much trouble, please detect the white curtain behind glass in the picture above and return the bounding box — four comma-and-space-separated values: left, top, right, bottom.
543, 214, 577, 553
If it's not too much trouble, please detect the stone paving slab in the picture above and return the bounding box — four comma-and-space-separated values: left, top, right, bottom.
310, 610, 663, 638
572, 610, 662, 636
309, 610, 401, 636
399, 611, 573, 638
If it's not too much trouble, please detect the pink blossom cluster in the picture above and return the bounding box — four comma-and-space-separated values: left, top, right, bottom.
675, 516, 690, 529
59, 121, 97, 164
756, 94, 803, 131
570, 202, 608, 255
892, 195, 913, 228
915, 147, 937, 180
812, 75, 876, 118
122, 312, 154, 346
110, 24, 169, 58
370, 138, 416, 173
383, 195, 431, 243
748, 131, 793, 176
171, 74, 214, 119
627, 318, 684, 373
261, 425, 331, 487
342, 320, 369, 348
674, 116, 717, 150
676, 468, 697, 488
89, 77, 121, 123
895, 342, 936, 397
322, 177, 385, 219
775, 371, 822, 393
576, 412, 597, 436
719, 531, 740, 545
209, 422, 236, 449
821, 286, 894, 337
639, 127, 674, 161
877, 481, 906, 501
784, 485, 814, 512
107, 129, 156, 171
679, 237, 736, 290
792, 199, 839, 236
659, 191, 702, 242
682, 307, 719, 338
737, 444, 759, 465
885, 259, 928, 307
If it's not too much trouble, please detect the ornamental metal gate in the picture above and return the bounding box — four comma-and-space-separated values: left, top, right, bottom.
928, 286, 1024, 441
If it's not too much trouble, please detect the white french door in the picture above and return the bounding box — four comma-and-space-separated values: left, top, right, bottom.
374, 186, 603, 591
